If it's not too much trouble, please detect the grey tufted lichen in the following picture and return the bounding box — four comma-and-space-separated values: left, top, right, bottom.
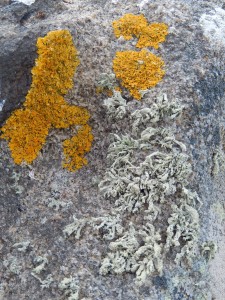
64, 93, 201, 285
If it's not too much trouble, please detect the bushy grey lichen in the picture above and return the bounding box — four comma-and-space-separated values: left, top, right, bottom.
3, 255, 22, 275
131, 93, 183, 133
59, 276, 80, 300
13, 241, 31, 252
64, 214, 123, 241
100, 222, 164, 285
46, 197, 72, 211
165, 203, 200, 264
31, 273, 54, 290
201, 241, 217, 261
32, 256, 48, 274
64, 93, 201, 285
165, 268, 210, 300
97, 73, 117, 90
212, 146, 225, 176
102, 90, 127, 120
98, 94, 201, 283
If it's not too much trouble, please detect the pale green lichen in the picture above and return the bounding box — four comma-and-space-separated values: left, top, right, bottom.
103, 90, 127, 120
46, 198, 72, 211
131, 93, 183, 132
201, 241, 217, 261
98, 93, 201, 283
3, 255, 22, 275
212, 146, 225, 176
59, 276, 80, 300
97, 73, 117, 91
13, 241, 31, 252
100, 222, 164, 285
165, 203, 200, 264
63, 214, 123, 241
31, 273, 54, 290
32, 256, 48, 274
64, 93, 201, 286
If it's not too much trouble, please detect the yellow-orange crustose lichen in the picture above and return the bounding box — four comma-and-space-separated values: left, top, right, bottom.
1, 30, 92, 171
112, 13, 168, 49
63, 124, 93, 172
113, 49, 165, 100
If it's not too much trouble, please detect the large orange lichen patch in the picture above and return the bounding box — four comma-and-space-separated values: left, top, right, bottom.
113, 49, 165, 100
112, 13, 168, 49
1, 30, 93, 171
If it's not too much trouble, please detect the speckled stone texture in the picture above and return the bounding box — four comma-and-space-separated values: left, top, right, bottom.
0, 0, 224, 299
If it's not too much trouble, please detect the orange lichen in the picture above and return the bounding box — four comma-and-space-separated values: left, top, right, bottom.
113, 14, 148, 41
112, 13, 168, 49
62, 124, 93, 172
1, 109, 50, 164
136, 23, 168, 49
1, 30, 93, 171
113, 49, 165, 100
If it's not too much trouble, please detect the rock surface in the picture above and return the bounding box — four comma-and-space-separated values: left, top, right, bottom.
0, 0, 224, 299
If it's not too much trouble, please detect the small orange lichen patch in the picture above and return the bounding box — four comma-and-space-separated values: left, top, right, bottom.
113, 49, 165, 100
112, 13, 168, 49
62, 124, 93, 172
1, 30, 93, 171
136, 23, 168, 49
113, 14, 148, 41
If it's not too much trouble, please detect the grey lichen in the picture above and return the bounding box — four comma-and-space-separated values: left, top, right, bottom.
31, 273, 54, 290
32, 256, 48, 274
97, 73, 117, 91
46, 197, 72, 211
59, 276, 80, 300
64, 93, 201, 285
103, 90, 127, 120
201, 241, 217, 261
212, 146, 225, 176
3, 255, 22, 275
64, 214, 123, 241
131, 93, 183, 132
98, 94, 201, 283
165, 203, 200, 264
13, 241, 31, 252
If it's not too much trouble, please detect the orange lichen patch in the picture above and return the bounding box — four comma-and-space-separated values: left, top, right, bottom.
113, 49, 165, 100
112, 13, 168, 49
113, 14, 148, 41
136, 23, 168, 49
1, 30, 93, 171
31, 30, 80, 95
62, 124, 94, 172
1, 109, 50, 164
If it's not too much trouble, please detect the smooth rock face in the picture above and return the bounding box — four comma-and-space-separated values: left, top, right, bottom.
0, 0, 224, 299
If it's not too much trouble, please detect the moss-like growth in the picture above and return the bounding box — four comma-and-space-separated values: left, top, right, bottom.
1, 30, 92, 172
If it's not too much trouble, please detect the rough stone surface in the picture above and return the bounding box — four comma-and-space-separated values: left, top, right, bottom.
0, 0, 224, 299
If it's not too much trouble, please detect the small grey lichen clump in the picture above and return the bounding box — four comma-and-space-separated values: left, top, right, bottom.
212, 146, 225, 176
64, 92, 201, 285
103, 90, 127, 120
59, 276, 80, 300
